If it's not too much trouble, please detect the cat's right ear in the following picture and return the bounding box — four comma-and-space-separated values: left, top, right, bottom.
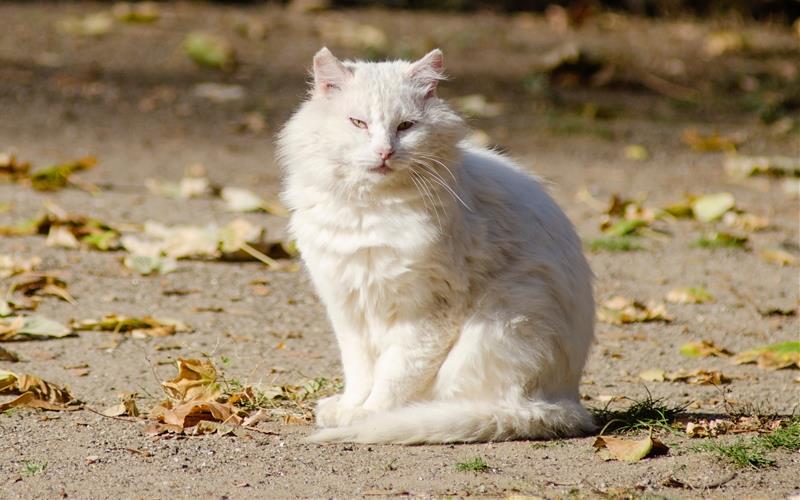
313, 47, 351, 96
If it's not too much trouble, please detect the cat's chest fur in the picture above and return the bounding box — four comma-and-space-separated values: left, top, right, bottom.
290, 192, 462, 324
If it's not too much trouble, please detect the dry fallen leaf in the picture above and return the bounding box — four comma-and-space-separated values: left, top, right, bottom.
593, 433, 668, 462
666, 286, 714, 304
0, 345, 19, 362
0, 316, 72, 341
682, 129, 741, 153
724, 155, 800, 179
759, 248, 797, 267
638, 368, 666, 382
71, 315, 190, 338
112, 1, 159, 23
732, 341, 800, 370
102, 393, 140, 417
9, 273, 76, 304
598, 296, 672, 324
30, 156, 97, 191
0, 370, 79, 411
722, 211, 769, 232
0, 254, 41, 279
691, 193, 735, 222
679, 340, 732, 358
160, 358, 221, 403
666, 369, 732, 385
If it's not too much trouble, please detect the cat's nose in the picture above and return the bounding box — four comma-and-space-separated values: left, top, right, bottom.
379, 148, 395, 161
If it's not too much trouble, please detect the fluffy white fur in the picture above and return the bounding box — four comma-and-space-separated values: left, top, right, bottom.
277, 48, 596, 444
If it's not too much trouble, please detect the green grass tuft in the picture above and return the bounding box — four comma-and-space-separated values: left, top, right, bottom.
699, 441, 775, 468
456, 457, 489, 472
586, 236, 642, 253
21, 461, 47, 476
700, 417, 800, 468
591, 392, 688, 434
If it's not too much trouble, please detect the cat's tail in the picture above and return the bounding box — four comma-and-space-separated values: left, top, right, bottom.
306, 399, 596, 444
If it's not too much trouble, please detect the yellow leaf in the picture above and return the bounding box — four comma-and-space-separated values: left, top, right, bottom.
679, 340, 731, 358
639, 368, 666, 382
666, 286, 714, 304
732, 341, 800, 370
593, 434, 667, 462
759, 248, 797, 267
691, 192, 735, 222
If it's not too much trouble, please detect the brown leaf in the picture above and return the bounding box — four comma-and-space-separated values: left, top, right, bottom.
159, 400, 241, 431
0, 371, 79, 411
102, 393, 139, 417
160, 358, 220, 403
71, 314, 190, 337
0, 345, 19, 362
10, 273, 76, 304
666, 369, 732, 385
598, 296, 672, 324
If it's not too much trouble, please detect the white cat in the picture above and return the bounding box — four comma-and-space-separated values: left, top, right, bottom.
277, 47, 596, 444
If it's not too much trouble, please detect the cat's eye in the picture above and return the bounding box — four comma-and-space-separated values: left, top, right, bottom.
349, 118, 368, 129
397, 121, 415, 132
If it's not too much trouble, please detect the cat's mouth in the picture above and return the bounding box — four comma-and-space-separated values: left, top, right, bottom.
369, 164, 394, 176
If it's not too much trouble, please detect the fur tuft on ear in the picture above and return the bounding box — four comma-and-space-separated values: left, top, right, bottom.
313, 47, 351, 95
407, 49, 446, 98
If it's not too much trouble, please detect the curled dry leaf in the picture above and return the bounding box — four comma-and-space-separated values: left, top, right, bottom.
666, 286, 713, 304
694, 232, 748, 249
679, 340, 732, 358
722, 211, 769, 232
102, 393, 140, 417
160, 358, 221, 403
30, 156, 97, 191
598, 296, 672, 324
0, 254, 41, 279
0, 316, 72, 341
0, 370, 79, 411
71, 315, 190, 338
9, 273, 76, 304
0, 152, 32, 181
724, 155, 800, 179
666, 369, 731, 385
593, 433, 668, 462
0, 345, 19, 362
682, 129, 741, 153
732, 341, 800, 370
0, 203, 120, 250
759, 248, 797, 267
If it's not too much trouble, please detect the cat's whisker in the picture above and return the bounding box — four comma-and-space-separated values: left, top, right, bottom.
410, 170, 443, 234
413, 153, 458, 183
415, 162, 472, 212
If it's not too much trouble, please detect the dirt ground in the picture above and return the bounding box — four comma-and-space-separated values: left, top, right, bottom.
1, 2, 798, 498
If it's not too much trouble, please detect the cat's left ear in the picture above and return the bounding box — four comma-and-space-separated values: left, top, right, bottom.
408, 49, 445, 99
313, 47, 352, 95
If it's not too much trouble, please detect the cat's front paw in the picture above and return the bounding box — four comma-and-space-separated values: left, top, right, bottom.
315, 395, 370, 427
315, 395, 342, 428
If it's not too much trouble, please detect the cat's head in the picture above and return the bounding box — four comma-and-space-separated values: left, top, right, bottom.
279, 48, 466, 199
